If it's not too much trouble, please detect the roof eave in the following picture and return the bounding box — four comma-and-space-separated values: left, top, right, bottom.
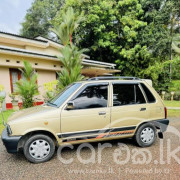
0, 31, 48, 48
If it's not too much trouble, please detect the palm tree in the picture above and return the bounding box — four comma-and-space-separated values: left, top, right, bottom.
16, 61, 38, 108
18, 61, 35, 80
51, 7, 87, 90
57, 45, 87, 89
51, 7, 85, 46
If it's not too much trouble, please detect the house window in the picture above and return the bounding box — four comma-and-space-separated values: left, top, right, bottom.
9, 69, 22, 93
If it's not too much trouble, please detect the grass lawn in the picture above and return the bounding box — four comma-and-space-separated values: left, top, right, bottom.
0, 110, 14, 134
167, 109, 180, 117
164, 100, 180, 107
164, 100, 180, 117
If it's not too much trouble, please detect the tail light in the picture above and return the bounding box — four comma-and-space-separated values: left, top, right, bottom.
164, 107, 167, 119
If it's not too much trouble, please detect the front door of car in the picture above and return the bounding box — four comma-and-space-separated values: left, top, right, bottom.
110, 83, 148, 133
60, 83, 111, 142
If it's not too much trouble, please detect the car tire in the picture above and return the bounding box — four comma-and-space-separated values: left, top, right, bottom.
23, 134, 55, 163
135, 123, 157, 147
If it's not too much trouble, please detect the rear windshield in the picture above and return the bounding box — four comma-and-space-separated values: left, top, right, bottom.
140, 83, 156, 103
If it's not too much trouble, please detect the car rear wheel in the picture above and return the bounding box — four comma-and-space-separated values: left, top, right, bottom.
23, 134, 55, 163
135, 123, 156, 147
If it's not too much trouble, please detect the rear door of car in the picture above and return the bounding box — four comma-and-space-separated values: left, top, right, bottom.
110, 82, 148, 135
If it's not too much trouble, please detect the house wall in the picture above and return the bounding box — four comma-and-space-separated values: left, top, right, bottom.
0, 54, 62, 71
0, 66, 57, 107
0, 53, 102, 108
0, 66, 11, 103
43, 46, 61, 56
0, 33, 116, 109
0, 54, 58, 107
37, 70, 57, 101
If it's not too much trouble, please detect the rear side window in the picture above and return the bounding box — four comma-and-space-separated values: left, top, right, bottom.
113, 84, 145, 106
136, 85, 146, 104
140, 83, 156, 103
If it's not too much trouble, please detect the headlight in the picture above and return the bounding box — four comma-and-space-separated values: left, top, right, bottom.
6, 125, 12, 135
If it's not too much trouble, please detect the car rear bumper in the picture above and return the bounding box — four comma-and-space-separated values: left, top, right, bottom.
1, 128, 21, 153
152, 119, 169, 132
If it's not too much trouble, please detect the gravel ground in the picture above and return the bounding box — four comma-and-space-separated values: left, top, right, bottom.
0, 117, 180, 180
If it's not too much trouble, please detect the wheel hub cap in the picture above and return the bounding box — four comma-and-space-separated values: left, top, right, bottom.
140, 127, 154, 143
29, 139, 50, 160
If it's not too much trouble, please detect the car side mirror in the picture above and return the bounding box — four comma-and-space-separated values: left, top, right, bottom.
66, 101, 75, 110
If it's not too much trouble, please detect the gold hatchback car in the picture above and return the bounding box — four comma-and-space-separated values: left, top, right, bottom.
1, 77, 169, 163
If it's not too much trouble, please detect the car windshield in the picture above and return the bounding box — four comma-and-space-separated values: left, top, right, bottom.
47, 83, 82, 107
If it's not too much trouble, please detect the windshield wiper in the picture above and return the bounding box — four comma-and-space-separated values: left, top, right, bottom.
46, 102, 57, 107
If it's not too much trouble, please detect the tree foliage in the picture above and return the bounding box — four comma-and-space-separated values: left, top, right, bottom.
20, 0, 64, 38
51, 7, 85, 45
142, 56, 180, 92
21, 0, 180, 91
53, 0, 152, 76
140, 0, 180, 59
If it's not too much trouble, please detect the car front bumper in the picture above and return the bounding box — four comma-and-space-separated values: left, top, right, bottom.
1, 128, 21, 153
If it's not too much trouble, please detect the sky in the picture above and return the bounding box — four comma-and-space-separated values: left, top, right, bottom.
0, 0, 34, 34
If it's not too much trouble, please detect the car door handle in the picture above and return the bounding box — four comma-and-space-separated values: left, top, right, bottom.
99, 111, 106, 115
140, 108, 146, 111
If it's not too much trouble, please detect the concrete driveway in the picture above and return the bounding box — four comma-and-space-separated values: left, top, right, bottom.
0, 117, 180, 180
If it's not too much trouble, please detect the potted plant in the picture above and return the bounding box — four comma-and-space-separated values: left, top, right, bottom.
0, 85, 6, 111
9, 93, 19, 111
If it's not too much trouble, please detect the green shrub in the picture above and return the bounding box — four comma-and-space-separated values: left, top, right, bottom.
164, 93, 171, 100
43, 80, 58, 102
16, 61, 38, 108
43, 91, 56, 102
168, 80, 180, 92
164, 91, 180, 101
174, 91, 180, 101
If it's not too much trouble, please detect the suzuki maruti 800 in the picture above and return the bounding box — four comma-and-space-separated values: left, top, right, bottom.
1, 77, 169, 163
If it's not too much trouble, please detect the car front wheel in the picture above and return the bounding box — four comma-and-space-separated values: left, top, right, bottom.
135, 123, 156, 147
23, 134, 55, 163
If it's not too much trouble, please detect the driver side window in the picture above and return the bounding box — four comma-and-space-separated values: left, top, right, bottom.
72, 84, 108, 109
